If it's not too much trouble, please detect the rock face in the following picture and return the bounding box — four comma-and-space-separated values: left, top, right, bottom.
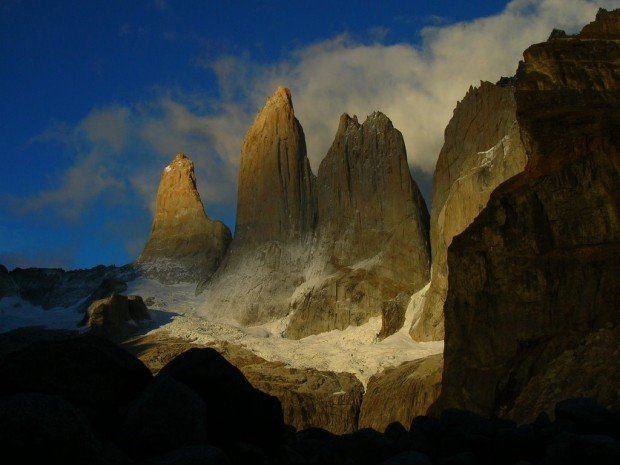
285, 113, 430, 339
201, 90, 430, 337
200, 87, 316, 324
126, 334, 364, 434
378, 293, 411, 341
81, 293, 151, 339
410, 81, 528, 341
359, 354, 443, 431
435, 9, 620, 422
235, 86, 316, 246
6, 264, 134, 310
136, 153, 231, 284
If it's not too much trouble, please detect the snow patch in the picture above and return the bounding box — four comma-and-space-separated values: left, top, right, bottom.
3, 276, 443, 388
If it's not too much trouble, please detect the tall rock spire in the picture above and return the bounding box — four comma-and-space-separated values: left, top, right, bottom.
284, 111, 431, 339
235, 86, 316, 246
136, 153, 231, 284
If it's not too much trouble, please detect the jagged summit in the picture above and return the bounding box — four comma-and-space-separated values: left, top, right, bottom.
284, 110, 431, 338
135, 152, 231, 284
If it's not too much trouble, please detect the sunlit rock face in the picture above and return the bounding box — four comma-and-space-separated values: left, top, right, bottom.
285, 112, 430, 339
201, 88, 431, 336
234, 86, 316, 247
409, 81, 528, 341
434, 8, 620, 422
199, 87, 316, 324
136, 153, 231, 284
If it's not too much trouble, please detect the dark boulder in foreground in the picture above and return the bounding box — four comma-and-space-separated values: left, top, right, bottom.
119, 374, 209, 459
0, 393, 102, 465
159, 347, 285, 447
0, 334, 152, 426
0, 329, 618, 464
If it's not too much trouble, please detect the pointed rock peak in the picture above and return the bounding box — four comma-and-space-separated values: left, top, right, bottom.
135, 151, 232, 283
363, 111, 394, 130
235, 84, 316, 245
579, 8, 619, 38
265, 86, 294, 111
337, 113, 360, 133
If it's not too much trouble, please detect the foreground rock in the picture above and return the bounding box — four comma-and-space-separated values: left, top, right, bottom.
136, 153, 232, 284
126, 334, 364, 434
435, 9, 620, 421
0, 335, 152, 428
359, 354, 443, 432
81, 293, 151, 339
119, 374, 208, 458
285, 113, 430, 339
410, 79, 528, 342
0, 328, 618, 464
0, 393, 102, 464
159, 347, 285, 447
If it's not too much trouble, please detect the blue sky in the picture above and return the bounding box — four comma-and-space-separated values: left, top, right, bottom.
0, 0, 611, 270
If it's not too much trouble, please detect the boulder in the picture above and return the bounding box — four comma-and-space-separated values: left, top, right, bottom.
81, 292, 151, 339
126, 334, 364, 434
76, 276, 128, 314
119, 374, 208, 458
359, 354, 443, 431
380, 451, 432, 465
143, 446, 231, 465
159, 347, 284, 446
136, 153, 232, 284
0, 393, 102, 464
0, 334, 152, 426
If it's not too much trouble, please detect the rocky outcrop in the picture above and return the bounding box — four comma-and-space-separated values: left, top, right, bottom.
126, 334, 364, 434
435, 9, 620, 422
285, 113, 430, 339
359, 354, 443, 431
378, 293, 410, 341
81, 293, 151, 339
136, 153, 231, 284
410, 81, 528, 341
199, 87, 316, 325
0, 265, 18, 298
